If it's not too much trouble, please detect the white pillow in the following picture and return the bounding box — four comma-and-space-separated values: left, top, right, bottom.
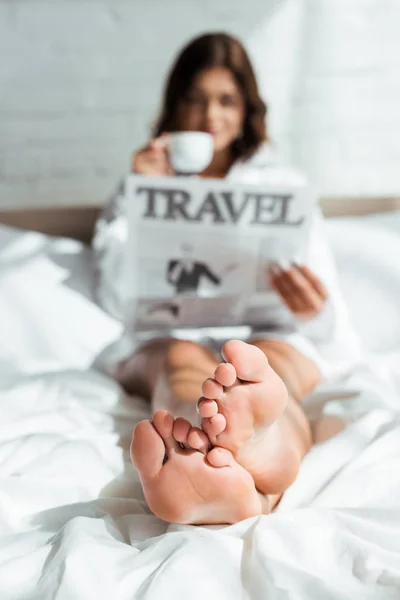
0, 225, 122, 376
327, 213, 400, 353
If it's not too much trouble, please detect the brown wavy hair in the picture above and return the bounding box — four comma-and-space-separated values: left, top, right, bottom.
153, 33, 268, 161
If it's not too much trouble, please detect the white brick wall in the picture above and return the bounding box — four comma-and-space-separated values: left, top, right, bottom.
1, 0, 400, 209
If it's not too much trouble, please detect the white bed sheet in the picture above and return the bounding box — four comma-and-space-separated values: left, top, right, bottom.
0, 215, 399, 599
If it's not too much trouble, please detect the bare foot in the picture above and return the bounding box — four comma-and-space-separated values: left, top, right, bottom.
131, 410, 263, 525
198, 340, 302, 495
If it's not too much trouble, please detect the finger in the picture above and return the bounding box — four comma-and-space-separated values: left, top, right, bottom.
270, 268, 302, 312
150, 137, 173, 175
149, 140, 164, 152
133, 145, 172, 176
132, 145, 162, 166
294, 265, 329, 301
150, 134, 170, 151
131, 147, 147, 172
285, 266, 328, 311
273, 273, 323, 316
283, 268, 325, 314
270, 264, 306, 305
280, 267, 316, 306
159, 132, 171, 145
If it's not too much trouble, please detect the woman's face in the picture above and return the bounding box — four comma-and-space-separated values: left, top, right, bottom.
177, 67, 245, 155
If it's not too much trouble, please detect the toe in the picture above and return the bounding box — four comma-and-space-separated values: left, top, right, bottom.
173, 417, 191, 446
202, 413, 227, 443
221, 340, 268, 382
152, 410, 179, 453
187, 427, 212, 453
206, 447, 234, 468
214, 363, 237, 388
130, 420, 166, 479
197, 398, 218, 418
201, 378, 224, 399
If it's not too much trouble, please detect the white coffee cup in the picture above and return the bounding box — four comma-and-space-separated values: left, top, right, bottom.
168, 131, 214, 174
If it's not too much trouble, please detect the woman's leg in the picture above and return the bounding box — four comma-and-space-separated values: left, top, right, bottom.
131, 339, 319, 523
128, 334, 348, 524
249, 338, 322, 402
115, 337, 220, 418
117, 336, 320, 464
116, 336, 321, 403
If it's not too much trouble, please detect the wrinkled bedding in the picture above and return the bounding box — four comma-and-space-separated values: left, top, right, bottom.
0, 213, 399, 599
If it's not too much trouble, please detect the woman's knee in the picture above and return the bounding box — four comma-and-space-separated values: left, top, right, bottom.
249, 338, 321, 400
164, 339, 217, 374
115, 336, 177, 396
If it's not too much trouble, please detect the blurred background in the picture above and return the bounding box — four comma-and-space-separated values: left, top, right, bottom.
1, 0, 400, 209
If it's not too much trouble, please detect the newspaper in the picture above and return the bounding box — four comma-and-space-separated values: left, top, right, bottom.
124, 174, 316, 332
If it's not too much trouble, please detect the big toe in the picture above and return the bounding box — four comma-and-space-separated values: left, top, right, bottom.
131, 419, 166, 480
221, 340, 269, 382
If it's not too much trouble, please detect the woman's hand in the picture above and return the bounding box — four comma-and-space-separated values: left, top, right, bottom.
132, 135, 172, 176
269, 262, 328, 320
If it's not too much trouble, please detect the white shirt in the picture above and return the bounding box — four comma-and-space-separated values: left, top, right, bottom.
92, 144, 362, 381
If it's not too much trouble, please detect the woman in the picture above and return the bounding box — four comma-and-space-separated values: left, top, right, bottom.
94, 33, 361, 525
